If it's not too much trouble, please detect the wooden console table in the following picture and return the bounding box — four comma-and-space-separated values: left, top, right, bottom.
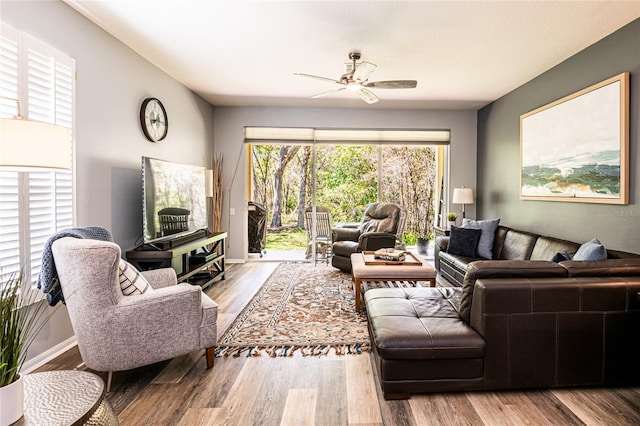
126, 231, 226, 289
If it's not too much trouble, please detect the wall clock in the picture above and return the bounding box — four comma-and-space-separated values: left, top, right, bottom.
140, 97, 168, 142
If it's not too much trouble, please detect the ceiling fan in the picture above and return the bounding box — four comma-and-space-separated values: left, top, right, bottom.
294, 52, 417, 104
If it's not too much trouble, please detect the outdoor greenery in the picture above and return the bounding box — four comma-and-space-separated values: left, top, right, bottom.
266, 228, 307, 250
252, 144, 438, 250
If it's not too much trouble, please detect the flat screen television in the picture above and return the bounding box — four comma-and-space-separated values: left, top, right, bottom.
142, 156, 208, 245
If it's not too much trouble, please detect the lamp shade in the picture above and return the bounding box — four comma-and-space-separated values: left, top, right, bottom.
0, 118, 71, 170
452, 187, 474, 204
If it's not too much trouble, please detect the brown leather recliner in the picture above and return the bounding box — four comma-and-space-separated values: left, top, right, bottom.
331, 202, 407, 272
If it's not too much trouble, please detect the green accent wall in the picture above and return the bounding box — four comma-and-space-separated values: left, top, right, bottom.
477, 18, 640, 254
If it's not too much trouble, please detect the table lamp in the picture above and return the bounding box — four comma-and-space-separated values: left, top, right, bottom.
452, 186, 474, 219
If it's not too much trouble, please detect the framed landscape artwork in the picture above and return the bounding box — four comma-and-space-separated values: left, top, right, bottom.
520, 72, 629, 204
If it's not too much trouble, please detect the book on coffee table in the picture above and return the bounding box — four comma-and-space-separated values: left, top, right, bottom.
373, 248, 406, 262
362, 251, 422, 266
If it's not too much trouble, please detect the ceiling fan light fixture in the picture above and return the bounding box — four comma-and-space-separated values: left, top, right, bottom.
295, 51, 417, 104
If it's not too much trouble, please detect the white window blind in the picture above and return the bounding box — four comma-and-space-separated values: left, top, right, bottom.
0, 24, 75, 285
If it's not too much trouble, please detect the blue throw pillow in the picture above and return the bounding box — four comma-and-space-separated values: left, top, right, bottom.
447, 226, 482, 257
462, 218, 500, 259
573, 238, 607, 261
551, 251, 571, 262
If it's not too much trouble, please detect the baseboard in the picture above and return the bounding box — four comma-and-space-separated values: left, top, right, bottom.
226, 258, 246, 264
22, 336, 78, 374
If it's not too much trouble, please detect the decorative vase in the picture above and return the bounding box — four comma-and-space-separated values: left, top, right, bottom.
0, 374, 24, 425
448, 220, 456, 229
416, 238, 429, 255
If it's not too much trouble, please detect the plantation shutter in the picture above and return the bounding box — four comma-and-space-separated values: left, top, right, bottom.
0, 24, 75, 285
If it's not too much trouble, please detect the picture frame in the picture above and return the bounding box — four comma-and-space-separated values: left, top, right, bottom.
520, 72, 629, 204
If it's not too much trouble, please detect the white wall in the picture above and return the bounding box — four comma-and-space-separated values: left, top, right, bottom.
213, 107, 477, 261
2, 1, 215, 366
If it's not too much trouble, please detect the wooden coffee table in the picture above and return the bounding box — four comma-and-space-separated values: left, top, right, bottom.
350, 252, 436, 311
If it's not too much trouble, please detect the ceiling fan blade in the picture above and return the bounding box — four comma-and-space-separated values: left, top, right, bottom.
353, 61, 377, 82
357, 87, 379, 104
294, 73, 341, 84
365, 80, 418, 89
311, 87, 346, 98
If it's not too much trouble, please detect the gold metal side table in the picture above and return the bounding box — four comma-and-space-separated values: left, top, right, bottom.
17, 370, 118, 425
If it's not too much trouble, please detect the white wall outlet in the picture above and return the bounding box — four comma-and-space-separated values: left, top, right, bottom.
230, 208, 236, 216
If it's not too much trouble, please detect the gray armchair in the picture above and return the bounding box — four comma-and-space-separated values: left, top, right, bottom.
331, 202, 407, 272
51, 237, 217, 391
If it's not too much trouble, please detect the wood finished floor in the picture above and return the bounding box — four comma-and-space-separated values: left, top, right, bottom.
36, 262, 640, 425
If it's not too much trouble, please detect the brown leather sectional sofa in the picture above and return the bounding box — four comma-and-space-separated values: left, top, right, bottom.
435, 225, 640, 287
365, 225, 640, 399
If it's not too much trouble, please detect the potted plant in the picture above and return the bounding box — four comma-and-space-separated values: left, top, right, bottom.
446, 212, 458, 229
1, 272, 52, 425
416, 233, 434, 255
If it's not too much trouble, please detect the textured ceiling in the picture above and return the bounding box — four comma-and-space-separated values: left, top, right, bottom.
64, 1, 640, 110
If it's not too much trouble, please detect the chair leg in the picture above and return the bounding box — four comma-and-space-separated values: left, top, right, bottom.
106, 371, 113, 393
206, 347, 215, 369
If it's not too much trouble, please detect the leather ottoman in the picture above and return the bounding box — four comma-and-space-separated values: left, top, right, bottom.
365, 287, 485, 399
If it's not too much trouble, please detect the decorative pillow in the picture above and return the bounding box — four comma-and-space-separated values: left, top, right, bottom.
573, 238, 607, 261
551, 251, 571, 263
462, 218, 500, 259
447, 226, 482, 257
118, 259, 151, 296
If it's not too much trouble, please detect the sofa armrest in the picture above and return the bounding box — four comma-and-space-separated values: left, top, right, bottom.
560, 258, 640, 277
434, 236, 449, 270
332, 227, 360, 242
141, 267, 178, 289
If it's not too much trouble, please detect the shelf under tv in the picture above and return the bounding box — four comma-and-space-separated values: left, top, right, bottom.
126, 231, 227, 290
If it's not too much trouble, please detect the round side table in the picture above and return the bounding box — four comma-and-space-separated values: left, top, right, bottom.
18, 370, 118, 425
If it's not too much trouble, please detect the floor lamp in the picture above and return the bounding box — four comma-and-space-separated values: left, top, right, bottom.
0, 99, 71, 170
452, 187, 474, 219
0, 99, 71, 426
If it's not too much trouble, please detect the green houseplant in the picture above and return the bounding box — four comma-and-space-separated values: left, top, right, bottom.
446, 212, 458, 229
1, 272, 53, 424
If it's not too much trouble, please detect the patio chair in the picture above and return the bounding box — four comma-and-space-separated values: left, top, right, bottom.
305, 206, 332, 263
331, 202, 407, 272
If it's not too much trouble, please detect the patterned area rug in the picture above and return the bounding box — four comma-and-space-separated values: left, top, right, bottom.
215, 262, 370, 357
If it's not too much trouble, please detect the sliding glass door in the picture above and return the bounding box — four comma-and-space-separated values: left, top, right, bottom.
247, 141, 445, 261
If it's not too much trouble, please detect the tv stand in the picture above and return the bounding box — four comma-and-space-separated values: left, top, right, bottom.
126, 231, 226, 290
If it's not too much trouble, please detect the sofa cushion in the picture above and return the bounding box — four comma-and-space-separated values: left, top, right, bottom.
118, 259, 151, 296
365, 287, 484, 360
573, 238, 607, 261
462, 218, 500, 259
530, 236, 580, 261
447, 226, 481, 257
458, 260, 568, 323
499, 229, 538, 260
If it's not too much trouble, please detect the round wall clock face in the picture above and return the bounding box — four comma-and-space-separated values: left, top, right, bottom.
140, 97, 168, 142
